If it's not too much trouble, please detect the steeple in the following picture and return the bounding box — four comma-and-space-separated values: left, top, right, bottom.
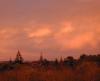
60, 56, 63, 63
40, 51, 43, 62
15, 50, 23, 64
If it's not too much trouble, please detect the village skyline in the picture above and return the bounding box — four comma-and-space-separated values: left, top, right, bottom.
0, 50, 99, 62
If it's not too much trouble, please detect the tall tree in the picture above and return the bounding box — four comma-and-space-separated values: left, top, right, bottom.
15, 50, 24, 64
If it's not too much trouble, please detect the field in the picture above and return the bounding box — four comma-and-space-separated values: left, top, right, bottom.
0, 55, 100, 81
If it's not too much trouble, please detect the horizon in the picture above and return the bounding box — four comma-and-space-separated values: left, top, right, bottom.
0, 50, 100, 61
0, 0, 100, 61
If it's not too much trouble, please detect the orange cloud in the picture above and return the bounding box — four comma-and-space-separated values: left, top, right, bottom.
24, 24, 53, 44
55, 26, 97, 50
0, 0, 100, 60
69, 32, 96, 49
28, 28, 51, 38
0, 28, 18, 40
54, 22, 74, 37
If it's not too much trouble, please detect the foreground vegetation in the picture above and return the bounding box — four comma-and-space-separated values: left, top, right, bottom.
0, 54, 100, 81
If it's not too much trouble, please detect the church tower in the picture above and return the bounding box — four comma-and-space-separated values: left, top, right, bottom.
15, 50, 23, 64
40, 51, 43, 62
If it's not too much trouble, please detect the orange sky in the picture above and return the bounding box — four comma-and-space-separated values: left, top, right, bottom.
0, 0, 100, 61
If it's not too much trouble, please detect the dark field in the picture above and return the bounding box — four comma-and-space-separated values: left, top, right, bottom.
0, 54, 100, 81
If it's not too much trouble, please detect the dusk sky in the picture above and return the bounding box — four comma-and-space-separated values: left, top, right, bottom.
0, 0, 100, 61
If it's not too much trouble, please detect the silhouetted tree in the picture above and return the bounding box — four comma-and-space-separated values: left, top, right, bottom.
64, 56, 77, 68
15, 50, 24, 64
41, 59, 49, 67
54, 58, 59, 65
79, 54, 87, 61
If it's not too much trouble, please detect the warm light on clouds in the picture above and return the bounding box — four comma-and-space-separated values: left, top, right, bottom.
0, 0, 100, 60
55, 22, 74, 36
69, 32, 96, 49
0, 28, 18, 40
28, 28, 51, 38
54, 31, 96, 50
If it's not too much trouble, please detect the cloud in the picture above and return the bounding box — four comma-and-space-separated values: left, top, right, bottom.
28, 28, 51, 38
54, 27, 97, 50
69, 32, 96, 49
0, 0, 100, 60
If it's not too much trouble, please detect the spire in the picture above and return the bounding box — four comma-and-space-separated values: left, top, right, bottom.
15, 50, 23, 64
40, 51, 43, 62
9, 57, 12, 63
60, 56, 63, 63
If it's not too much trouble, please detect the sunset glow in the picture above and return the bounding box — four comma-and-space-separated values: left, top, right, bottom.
0, 0, 100, 60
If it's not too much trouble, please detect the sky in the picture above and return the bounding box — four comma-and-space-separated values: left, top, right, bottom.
0, 0, 100, 61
